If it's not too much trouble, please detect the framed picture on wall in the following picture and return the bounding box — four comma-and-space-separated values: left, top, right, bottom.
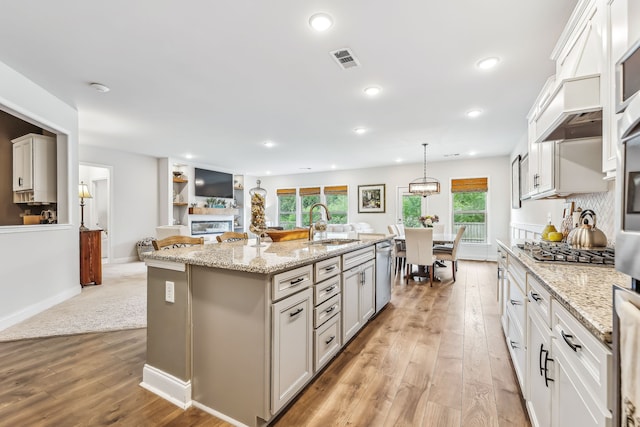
511, 155, 521, 209
358, 184, 386, 213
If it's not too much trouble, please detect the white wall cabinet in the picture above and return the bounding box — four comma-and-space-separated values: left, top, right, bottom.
12, 133, 56, 204
271, 287, 313, 414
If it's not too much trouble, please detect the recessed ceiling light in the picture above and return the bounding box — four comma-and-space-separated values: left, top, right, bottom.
476, 57, 500, 70
331, 164, 337, 169
89, 82, 110, 93
263, 141, 275, 148
364, 86, 381, 97
354, 127, 367, 134
395, 158, 403, 163
266, 170, 272, 175
466, 109, 483, 118
469, 151, 477, 156
184, 153, 194, 159
309, 13, 333, 32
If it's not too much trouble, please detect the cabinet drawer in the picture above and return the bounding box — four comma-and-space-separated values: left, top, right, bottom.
314, 314, 341, 372
551, 301, 612, 409
315, 275, 340, 306
527, 274, 551, 328
508, 256, 526, 293
342, 246, 375, 270
315, 256, 341, 283
506, 308, 527, 395
314, 294, 340, 328
507, 271, 527, 338
272, 265, 313, 301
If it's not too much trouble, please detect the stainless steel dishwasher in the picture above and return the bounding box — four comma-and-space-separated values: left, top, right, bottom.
375, 240, 393, 313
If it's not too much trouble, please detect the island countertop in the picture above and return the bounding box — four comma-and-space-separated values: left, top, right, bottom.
144, 235, 393, 275
497, 238, 631, 344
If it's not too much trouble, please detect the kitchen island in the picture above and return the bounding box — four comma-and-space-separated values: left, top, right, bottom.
142, 236, 391, 427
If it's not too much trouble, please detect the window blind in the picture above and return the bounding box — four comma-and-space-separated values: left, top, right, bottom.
323, 185, 348, 195
299, 187, 321, 196
451, 177, 488, 193
276, 188, 296, 196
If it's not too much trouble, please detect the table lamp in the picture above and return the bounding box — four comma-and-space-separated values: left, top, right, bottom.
79, 181, 92, 231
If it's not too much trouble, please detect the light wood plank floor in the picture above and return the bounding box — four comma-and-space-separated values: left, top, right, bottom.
0, 260, 529, 426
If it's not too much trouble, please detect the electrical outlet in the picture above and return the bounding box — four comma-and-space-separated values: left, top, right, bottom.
165, 281, 175, 303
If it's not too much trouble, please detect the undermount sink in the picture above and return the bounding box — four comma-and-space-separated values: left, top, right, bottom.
306, 238, 360, 246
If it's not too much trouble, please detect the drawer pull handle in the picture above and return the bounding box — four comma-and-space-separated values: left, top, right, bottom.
325, 335, 336, 345
510, 299, 522, 306
289, 307, 304, 317
325, 305, 336, 314
509, 340, 519, 349
561, 330, 582, 352
529, 291, 542, 302
325, 286, 336, 293
324, 265, 337, 272
290, 277, 305, 286
18, 177, 23, 187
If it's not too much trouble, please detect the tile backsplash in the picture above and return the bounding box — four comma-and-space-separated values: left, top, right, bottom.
566, 180, 616, 246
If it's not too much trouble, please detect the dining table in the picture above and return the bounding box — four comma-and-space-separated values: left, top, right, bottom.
394, 232, 457, 281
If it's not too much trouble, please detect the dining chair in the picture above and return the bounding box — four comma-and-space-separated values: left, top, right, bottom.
433, 226, 466, 282
404, 227, 436, 286
216, 231, 249, 243
387, 225, 406, 273
153, 235, 205, 250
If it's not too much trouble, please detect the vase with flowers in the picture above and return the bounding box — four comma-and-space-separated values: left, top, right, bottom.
419, 214, 439, 228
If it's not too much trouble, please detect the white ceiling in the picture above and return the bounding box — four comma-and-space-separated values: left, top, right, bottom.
0, 1, 577, 176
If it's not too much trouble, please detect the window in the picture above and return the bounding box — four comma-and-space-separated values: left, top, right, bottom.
452, 177, 488, 243
276, 188, 297, 230
300, 187, 321, 227
324, 185, 348, 224
276, 185, 349, 228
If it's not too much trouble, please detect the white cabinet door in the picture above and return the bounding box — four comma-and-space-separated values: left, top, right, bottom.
342, 267, 362, 343
271, 288, 313, 413
12, 139, 33, 191
359, 259, 375, 322
527, 310, 553, 427
536, 140, 555, 194
553, 348, 611, 427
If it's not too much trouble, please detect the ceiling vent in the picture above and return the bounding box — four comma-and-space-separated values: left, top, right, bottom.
330, 48, 360, 70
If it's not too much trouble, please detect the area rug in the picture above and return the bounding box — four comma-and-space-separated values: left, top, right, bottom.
0, 262, 147, 342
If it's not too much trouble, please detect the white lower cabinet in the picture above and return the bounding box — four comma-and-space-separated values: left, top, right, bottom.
271, 287, 314, 413
527, 307, 553, 427
314, 314, 341, 371
342, 258, 375, 343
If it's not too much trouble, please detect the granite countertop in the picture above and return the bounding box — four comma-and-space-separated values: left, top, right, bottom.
144, 235, 393, 275
496, 238, 631, 345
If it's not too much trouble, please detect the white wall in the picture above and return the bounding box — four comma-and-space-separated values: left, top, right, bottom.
79, 145, 159, 262
0, 60, 80, 330
259, 155, 512, 261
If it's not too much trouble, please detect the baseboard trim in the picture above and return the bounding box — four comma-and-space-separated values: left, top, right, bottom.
191, 401, 250, 427
140, 364, 192, 409
0, 286, 80, 331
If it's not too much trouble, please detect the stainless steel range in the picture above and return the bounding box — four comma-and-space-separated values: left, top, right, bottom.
517, 241, 615, 267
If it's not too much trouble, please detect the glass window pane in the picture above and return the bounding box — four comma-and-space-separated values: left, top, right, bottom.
278, 194, 297, 229
301, 195, 321, 226
452, 191, 487, 243
402, 194, 422, 227
326, 194, 348, 224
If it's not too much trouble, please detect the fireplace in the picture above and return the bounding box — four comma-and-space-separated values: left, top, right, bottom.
191, 220, 233, 236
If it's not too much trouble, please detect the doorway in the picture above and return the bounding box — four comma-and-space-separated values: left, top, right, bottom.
79, 164, 112, 263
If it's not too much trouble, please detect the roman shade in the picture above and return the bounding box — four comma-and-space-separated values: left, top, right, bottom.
276, 188, 296, 196
451, 178, 488, 193
299, 187, 321, 196
323, 185, 347, 195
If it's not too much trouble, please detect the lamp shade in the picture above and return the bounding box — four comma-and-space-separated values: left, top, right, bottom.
79, 182, 92, 199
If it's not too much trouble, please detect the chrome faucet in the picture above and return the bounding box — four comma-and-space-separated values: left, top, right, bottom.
308, 203, 332, 241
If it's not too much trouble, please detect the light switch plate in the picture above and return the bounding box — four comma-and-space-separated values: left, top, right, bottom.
165, 281, 175, 303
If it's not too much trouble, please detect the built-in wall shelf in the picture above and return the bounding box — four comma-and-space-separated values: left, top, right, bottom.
173, 177, 188, 183
173, 202, 188, 206
189, 207, 239, 216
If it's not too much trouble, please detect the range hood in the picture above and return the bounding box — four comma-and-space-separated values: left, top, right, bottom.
534, 74, 602, 143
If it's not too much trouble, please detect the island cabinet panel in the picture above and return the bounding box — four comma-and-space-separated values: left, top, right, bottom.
146, 266, 191, 381
191, 267, 272, 426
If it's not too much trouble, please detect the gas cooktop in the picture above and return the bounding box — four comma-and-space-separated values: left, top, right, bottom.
516, 241, 615, 267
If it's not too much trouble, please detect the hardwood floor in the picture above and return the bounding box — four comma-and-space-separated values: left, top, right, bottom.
0, 260, 529, 426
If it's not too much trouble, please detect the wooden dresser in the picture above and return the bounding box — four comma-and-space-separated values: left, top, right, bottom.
80, 229, 102, 286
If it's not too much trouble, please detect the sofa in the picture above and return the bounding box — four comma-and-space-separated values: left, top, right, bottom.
326, 222, 374, 239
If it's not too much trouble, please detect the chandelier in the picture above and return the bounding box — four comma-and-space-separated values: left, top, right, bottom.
409, 143, 440, 197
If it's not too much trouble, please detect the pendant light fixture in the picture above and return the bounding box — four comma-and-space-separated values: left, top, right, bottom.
409, 143, 440, 197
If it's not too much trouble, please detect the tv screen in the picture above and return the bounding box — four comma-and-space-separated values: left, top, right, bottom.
194, 168, 234, 198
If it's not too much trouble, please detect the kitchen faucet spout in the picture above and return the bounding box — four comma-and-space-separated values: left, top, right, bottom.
308, 203, 331, 241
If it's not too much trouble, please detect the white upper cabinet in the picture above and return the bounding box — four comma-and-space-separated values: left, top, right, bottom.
11, 133, 57, 204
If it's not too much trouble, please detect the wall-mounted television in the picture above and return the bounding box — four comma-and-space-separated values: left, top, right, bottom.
194, 168, 234, 198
